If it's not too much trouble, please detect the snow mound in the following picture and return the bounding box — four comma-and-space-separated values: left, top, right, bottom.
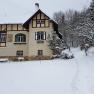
61, 49, 74, 59
88, 47, 94, 56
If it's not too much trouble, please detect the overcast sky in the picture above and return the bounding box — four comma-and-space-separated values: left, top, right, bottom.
13, 0, 92, 16
0, 0, 92, 23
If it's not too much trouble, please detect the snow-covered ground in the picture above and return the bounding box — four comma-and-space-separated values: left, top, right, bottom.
0, 47, 94, 94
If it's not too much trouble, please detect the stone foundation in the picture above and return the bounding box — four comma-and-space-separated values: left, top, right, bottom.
0, 56, 51, 61
27, 56, 51, 60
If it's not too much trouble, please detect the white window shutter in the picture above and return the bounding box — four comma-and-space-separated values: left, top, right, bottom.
44, 32, 46, 40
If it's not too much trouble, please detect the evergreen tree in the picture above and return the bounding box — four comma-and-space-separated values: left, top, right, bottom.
87, 0, 94, 21
48, 31, 64, 55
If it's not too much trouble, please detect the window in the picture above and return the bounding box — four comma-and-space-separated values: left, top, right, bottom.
35, 32, 46, 40
32, 20, 46, 28
36, 20, 41, 27
41, 20, 45, 27
15, 33, 26, 43
0, 33, 6, 42
0, 32, 6, 47
38, 50, 43, 56
16, 50, 23, 56
36, 20, 45, 27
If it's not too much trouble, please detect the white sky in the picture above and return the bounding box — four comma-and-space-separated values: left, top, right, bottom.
0, 0, 92, 23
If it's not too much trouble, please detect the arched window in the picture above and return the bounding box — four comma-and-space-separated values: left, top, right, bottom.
15, 33, 26, 42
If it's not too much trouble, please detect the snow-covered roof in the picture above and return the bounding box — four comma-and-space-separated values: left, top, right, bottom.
0, 17, 25, 24
0, 11, 35, 24
0, 4, 56, 24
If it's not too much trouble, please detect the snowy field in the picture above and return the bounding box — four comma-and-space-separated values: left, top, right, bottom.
0, 48, 94, 94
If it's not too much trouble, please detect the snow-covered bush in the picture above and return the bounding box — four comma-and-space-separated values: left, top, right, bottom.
51, 55, 61, 59
86, 47, 94, 56
61, 50, 74, 59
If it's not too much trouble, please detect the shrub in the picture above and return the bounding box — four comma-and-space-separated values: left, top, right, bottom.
61, 50, 74, 59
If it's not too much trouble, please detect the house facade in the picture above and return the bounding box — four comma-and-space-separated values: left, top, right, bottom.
0, 4, 58, 61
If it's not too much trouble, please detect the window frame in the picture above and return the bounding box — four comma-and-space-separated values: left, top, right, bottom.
35, 31, 46, 40
15, 33, 26, 43
16, 50, 23, 57
38, 50, 43, 56
36, 20, 45, 28
0, 31, 7, 47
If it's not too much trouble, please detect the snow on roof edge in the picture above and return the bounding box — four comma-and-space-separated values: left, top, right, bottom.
0, 8, 57, 25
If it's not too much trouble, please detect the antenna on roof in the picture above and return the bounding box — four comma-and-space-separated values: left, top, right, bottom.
35, 3, 39, 11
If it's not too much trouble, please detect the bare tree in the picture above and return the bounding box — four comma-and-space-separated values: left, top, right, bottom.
53, 11, 64, 24
53, 0, 94, 52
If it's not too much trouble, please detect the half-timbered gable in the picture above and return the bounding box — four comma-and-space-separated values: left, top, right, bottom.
23, 9, 57, 30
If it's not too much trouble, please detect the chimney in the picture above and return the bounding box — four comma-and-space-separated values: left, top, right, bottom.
35, 3, 39, 11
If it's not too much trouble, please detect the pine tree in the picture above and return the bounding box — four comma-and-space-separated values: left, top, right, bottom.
48, 31, 64, 55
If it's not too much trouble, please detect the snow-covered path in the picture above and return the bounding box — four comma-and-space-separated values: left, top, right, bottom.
0, 48, 94, 94
71, 48, 94, 94
73, 57, 94, 94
